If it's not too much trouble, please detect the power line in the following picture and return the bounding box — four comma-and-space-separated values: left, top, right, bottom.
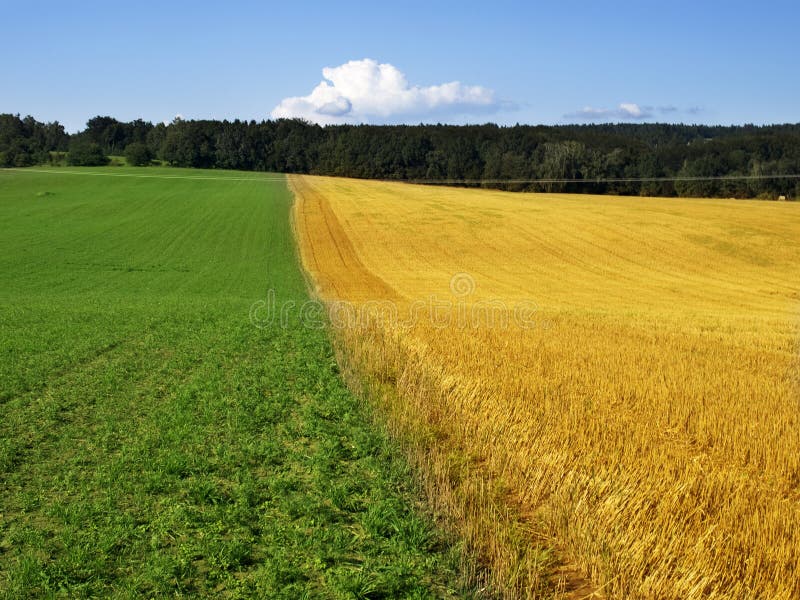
4, 167, 799, 187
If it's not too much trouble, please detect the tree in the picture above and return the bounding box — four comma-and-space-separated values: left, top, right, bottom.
536, 141, 586, 192
0, 114, 67, 167
67, 139, 108, 166
124, 142, 153, 166
6, 113, 796, 198
84, 116, 121, 153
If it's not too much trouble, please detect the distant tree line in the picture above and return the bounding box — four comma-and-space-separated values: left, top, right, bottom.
0, 114, 69, 167
3, 113, 799, 199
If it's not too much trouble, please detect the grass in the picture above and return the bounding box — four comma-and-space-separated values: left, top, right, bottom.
0, 167, 471, 598
291, 174, 800, 599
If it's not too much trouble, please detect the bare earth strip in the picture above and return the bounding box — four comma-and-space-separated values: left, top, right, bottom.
291, 174, 800, 599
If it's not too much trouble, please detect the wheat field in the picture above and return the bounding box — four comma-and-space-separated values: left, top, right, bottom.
291, 174, 800, 599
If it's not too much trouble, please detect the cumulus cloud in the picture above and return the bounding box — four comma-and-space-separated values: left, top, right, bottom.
271, 59, 500, 124
619, 103, 648, 118
565, 103, 653, 121
565, 103, 705, 122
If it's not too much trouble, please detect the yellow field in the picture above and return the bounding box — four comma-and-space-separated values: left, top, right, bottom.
291, 174, 800, 599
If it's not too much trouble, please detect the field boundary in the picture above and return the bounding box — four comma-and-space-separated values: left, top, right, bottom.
289, 174, 603, 599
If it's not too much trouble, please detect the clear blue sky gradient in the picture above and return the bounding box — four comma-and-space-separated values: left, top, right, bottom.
2, 0, 798, 131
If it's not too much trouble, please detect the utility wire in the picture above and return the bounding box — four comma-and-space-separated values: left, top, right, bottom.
5, 167, 799, 187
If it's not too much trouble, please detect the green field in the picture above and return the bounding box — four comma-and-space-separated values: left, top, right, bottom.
0, 168, 468, 598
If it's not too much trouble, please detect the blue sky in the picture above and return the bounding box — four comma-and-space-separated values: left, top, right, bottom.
2, 0, 798, 131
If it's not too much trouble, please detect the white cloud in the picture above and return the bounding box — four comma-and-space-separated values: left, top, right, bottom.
565, 103, 705, 122
565, 103, 653, 121
618, 103, 646, 118
271, 59, 500, 125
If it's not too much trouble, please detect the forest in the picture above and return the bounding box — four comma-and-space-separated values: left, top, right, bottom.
2, 113, 799, 198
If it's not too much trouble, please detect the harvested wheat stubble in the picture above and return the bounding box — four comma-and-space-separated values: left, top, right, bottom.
292, 174, 800, 599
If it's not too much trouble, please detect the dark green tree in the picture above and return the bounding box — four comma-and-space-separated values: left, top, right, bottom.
124, 142, 153, 166
0, 114, 67, 167
67, 139, 108, 166
6, 112, 800, 199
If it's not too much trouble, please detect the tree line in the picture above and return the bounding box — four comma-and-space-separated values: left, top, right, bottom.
2, 113, 799, 199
